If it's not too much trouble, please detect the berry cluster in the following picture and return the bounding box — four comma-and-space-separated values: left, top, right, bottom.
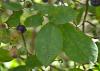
16, 25, 26, 33
91, 0, 100, 6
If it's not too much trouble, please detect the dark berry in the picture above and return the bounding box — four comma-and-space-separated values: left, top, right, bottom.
42, 0, 48, 2
91, 0, 100, 6
16, 25, 26, 33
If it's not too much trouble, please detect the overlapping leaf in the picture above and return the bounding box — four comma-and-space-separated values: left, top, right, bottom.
26, 55, 42, 68
59, 24, 98, 64
34, 4, 78, 24
35, 24, 63, 66
24, 14, 43, 27
7, 11, 23, 27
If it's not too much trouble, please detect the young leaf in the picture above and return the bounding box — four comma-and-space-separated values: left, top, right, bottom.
59, 24, 98, 64
35, 24, 63, 66
24, 14, 43, 27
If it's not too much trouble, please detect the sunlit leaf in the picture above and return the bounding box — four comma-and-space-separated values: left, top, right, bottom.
24, 14, 43, 27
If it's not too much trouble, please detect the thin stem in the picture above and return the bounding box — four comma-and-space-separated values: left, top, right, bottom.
82, 0, 89, 32
18, 22, 28, 56
73, 20, 79, 29
21, 33, 28, 56
85, 21, 96, 27
82, 64, 86, 71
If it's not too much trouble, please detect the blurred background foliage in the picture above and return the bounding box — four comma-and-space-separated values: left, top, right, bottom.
0, 0, 100, 71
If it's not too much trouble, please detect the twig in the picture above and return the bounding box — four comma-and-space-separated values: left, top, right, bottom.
82, 64, 87, 71
82, 0, 89, 32
85, 21, 96, 27
21, 33, 28, 56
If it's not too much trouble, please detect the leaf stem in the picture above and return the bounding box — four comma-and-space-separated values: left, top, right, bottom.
21, 33, 28, 56
85, 21, 96, 27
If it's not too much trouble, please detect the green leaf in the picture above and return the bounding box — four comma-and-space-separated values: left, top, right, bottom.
34, 4, 53, 14
0, 11, 9, 23
0, 28, 10, 43
6, 11, 23, 27
59, 24, 98, 64
0, 48, 13, 62
34, 4, 78, 24
96, 42, 100, 62
3, 2, 22, 11
76, 8, 84, 24
35, 24, 63, 66
88, 6, 96, 14
26, 55, 42, 68
24, 14, 43, 27
9, 66, 28, 71
48, 6, 78, 24
96, 7, 100, 20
